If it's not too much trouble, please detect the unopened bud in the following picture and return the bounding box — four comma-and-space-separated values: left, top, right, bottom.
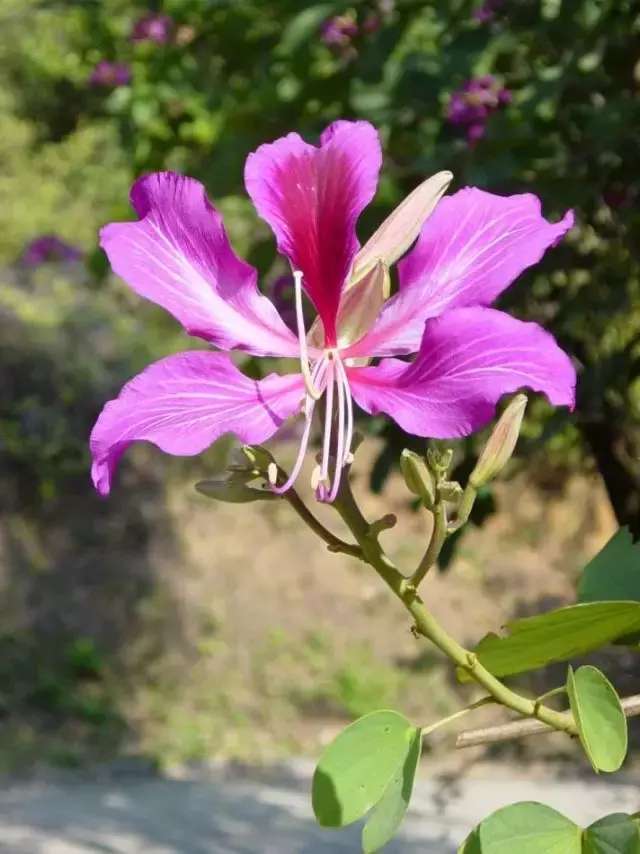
470, 394, 527, 488
241, 445, 276, 472
438, 480, 463, 502
426, 446, 453, 476
195, 479, 278, 503
400, 449, 436, 508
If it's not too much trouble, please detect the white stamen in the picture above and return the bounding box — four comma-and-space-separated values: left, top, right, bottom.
319, 359, 335, 487
335, 358, 354, 465
293, 270, 322, 400
271, 360, 327, 496
326, 357, 347, 503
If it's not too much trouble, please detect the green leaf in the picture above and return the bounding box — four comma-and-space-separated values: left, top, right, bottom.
582, 813, 640, 853
275, 4, 336, 54
460, 602, 640, 681
361, 727, 422, 853
578, 528, 640, 643
578, 528, 640, 603
478, 802, 581, 853
566, 666, 628, 773
312, 710, 414, 828
458, 829, 481, 853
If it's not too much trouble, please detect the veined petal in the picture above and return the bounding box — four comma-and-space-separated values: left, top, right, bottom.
346, 188, 574, 358
90, 351, 305, 495
347, 307, 575, 438
100, 172, 299, 357
244, 120, 382, 346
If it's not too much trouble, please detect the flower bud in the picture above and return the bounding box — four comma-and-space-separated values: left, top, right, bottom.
470, 394, 527, 488
400, 449, 436, 508
195, 479, 278, 503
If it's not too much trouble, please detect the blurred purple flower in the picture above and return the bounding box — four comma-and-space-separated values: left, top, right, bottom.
321, 14, 358, 47
473, 0, 503, 23
447, 76, 511, 144
131, 13, 174, 44
89, 60, 132, 88
21, 235, 83, 266
269, 275, 297, 332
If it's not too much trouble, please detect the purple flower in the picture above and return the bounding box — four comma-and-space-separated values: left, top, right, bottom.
131, 13, 174, 44
90, 121, 576, 502
269, 274, 297, 332
321, 14, 358, 47
473, 0, 503, 23
89, 60, 132, 88
447, 76, 511, 143
21, 235, 83, 266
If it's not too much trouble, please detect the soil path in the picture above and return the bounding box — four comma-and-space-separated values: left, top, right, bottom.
0, 761, 636, 852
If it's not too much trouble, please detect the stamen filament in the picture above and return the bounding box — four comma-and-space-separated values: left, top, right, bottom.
293, 270, 322, 400
336, 358, 354, 465
319, 360, 335, 485
272, 359, 327, 495
326, 359, 346, 503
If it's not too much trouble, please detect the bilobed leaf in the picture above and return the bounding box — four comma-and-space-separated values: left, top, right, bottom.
312, 710, 414, 828
566, 666, 628, 773
582, 813, 640, 853
460, 602, 640, 681
362, 727, 422, 853
477, 802, 581, 853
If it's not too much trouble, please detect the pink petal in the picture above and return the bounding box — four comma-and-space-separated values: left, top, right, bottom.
244, 120, 382, 346
347, 188, 574, 357
347, 307, 576, 438
100, 172, 299, 357
90, 351, 305, 495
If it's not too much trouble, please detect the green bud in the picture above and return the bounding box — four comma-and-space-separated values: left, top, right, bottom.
438, 480, 463, 502
470, 394, 527, 488
400, 449, 436, 508
195, 479, 278, 503
240, 445, 276, 472
426, 446, 453, 476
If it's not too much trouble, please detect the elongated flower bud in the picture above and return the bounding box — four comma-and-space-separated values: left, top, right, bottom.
470, 394, 527, 487
196, 479, 278, 503
400, 449, 436, 508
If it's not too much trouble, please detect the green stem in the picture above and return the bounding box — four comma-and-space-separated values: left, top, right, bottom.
411, 501, 447, 586
448, 482, 478, 533
283, 485, 362, 559
421, 696, 494, 737
332, 475, 577, 738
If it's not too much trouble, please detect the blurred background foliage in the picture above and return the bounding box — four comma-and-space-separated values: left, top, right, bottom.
1, 0, 638, 767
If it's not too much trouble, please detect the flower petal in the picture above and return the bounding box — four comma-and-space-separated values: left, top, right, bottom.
347, 188, 574, 357
347, 307, 575, 438
90, 351, 305, 495
244, 120, 382, 346
100, 172, 299, 357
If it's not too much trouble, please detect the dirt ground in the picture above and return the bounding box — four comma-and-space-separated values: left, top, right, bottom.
0, 436, 628, 772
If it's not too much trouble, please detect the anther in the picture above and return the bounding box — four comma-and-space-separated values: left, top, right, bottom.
267, 462, 278, 485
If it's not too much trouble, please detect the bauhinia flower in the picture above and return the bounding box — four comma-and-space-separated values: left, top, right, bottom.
21, 235, 83, 266
89, 60, 132, 88
90, 120, 576, 502
447, 76, 511, 143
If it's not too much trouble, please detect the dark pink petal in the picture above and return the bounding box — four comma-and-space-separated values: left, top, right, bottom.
90, 351, 305, 495
100, 172, 299, 357
347, 307, 575, 438
347, 188, 574, 357
244, 121, 382, 346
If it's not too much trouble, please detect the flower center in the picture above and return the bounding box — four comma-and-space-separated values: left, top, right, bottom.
269, 271, 354, 502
